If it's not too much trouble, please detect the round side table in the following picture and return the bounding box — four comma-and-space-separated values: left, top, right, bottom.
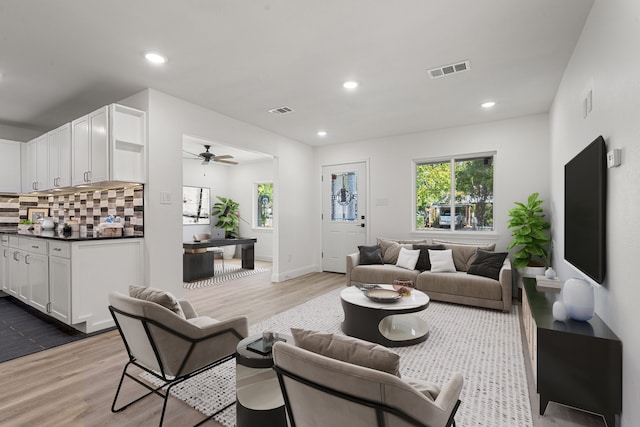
236, 333, 292, 427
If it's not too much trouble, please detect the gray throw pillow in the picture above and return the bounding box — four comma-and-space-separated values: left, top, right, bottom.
129, 285, 185, 318
467, 249, 508, 281
291, 328, 401, 377
413, 244, 445, 270
358, 245, 383, 265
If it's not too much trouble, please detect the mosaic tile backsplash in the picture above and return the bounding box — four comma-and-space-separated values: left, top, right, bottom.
0, 184, 144, 234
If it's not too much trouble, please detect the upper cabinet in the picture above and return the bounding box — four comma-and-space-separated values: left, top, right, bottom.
48, 123, 72, 189
72, 104, 146, 186
0, 139, 22, 193
21, 134, 49, 193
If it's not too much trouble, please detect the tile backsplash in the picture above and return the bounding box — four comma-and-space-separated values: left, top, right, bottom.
0, 184, 144, 234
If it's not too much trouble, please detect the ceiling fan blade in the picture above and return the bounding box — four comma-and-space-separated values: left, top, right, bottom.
216, 159, 239, 165
213, 154, 234, 160
182, 149, 201, 159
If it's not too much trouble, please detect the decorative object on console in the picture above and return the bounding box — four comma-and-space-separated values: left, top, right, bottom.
545, 267, 557, 279
536, 275, 562, 293
552, 300, 568, 321
562, 277, 595, 321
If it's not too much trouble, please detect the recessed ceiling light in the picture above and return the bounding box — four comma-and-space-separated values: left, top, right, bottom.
481, 101, 496, 108
343, 81, 358, 89
145, 52, 167, 64
317, 131, 327, 137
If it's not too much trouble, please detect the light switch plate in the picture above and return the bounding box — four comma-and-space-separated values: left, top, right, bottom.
160, 191, 172, 204
607, 149, 621, 168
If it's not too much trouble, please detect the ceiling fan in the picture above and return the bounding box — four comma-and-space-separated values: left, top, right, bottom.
184, 144, 238, 165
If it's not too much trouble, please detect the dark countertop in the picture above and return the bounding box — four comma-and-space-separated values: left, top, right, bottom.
1, 229, 144, 242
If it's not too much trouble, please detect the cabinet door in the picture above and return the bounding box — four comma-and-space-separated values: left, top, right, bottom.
0, 246, 8, 291
21, 140, 35, 193
8, 250, 20, 296
49, 256, 71, 323
71, 115, 90, 185
0, 139, 22, 193
27, 252, 49, 314
35, 134, 49, 191
88, 106, 109, 183
17, 251, 29, 303
48, 123, 72, 188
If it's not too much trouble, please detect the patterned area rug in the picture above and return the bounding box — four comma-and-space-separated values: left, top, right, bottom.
183, 265, 270, 289
144, 288, 533, 427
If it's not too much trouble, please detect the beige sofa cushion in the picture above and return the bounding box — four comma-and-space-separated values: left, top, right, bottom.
416, 271, 503, 301
291, 328, 401, 377
351, 263, 420, 285
432, 240, 496, 271
377, 238, 428, 264
129, 285, 185, 318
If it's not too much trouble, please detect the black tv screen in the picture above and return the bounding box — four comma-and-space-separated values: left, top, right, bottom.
564, 135, 607, 284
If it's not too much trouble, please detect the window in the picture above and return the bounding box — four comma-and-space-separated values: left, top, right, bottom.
256, 182, 273, 228
415, 154, 494, 232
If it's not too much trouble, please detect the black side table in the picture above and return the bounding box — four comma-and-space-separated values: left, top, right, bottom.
236, 333, 292, 427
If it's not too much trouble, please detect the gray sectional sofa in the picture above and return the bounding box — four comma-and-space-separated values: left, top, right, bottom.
346, 238, 512, 312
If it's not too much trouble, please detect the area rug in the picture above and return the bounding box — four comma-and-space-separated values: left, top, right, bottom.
183, 265, 270, 289
145, 288, 533, 427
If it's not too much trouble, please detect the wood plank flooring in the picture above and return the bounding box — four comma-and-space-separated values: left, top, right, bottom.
0, 259, 606, 426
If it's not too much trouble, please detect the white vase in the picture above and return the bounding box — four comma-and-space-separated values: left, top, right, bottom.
545, 267, 557, 279
552, 301, 568, 321
562, 278, 594, 321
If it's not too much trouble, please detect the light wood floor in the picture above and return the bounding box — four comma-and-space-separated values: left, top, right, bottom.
0, 260, 607, 427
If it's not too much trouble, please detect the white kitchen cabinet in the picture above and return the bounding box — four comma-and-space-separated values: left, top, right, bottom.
48, 123, 72, 189
48, 241, 71, 323
1, 235, 9, 291
7, 237, 49, 308
0, 139, 22, 193
21, 134, 49, 192
72, 104, 145, 186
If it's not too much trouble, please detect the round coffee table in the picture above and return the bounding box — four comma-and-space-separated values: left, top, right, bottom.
340, 285, 430, 347
236, 333, 292, 427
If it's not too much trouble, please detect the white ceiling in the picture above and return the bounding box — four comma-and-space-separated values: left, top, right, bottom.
0, 1, 593, 147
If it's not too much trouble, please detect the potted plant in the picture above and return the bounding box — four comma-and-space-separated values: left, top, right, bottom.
507, 192, 551, 277
211, 196, 240, 259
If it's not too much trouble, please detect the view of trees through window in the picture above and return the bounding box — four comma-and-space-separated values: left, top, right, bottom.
415, 155, 494, 232
256, 183, 273, 228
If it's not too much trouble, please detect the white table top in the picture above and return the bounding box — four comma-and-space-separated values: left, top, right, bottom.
340, 285, 429, 310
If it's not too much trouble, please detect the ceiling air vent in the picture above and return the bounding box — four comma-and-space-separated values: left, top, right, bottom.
427, 60, 470, 79
268, 106, 294, 115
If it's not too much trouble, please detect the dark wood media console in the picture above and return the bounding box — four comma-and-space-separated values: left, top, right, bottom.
521, 278, 622, 427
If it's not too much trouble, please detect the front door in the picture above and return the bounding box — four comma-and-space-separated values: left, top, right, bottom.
322, 162, 367, 273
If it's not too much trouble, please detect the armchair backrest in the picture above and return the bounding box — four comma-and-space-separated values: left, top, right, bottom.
272, 342, 461, 427
108, 292, 243, 379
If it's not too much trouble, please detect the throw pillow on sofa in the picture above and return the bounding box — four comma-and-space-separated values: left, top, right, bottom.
429, 249, 457, 273
358, 245, 384, 265
467, 249, 508, 281
395, 247, 421, 270
432, 240, 496, 271
377, 238, 428, 264
413, 244, 445, 270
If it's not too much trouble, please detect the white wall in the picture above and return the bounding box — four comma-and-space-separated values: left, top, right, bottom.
314, 114, 551, 255
130, 89, 315, 297
549, 1, 640, 424
229, 159, 274, 262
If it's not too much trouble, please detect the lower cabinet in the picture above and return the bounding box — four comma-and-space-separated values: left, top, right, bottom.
2, 235, 144, 333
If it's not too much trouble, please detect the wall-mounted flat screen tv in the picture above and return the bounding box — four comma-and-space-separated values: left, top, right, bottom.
564, 135, 607, 284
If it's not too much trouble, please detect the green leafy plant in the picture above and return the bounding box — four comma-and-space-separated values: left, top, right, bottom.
211, 196, 240, 238
507, 192, 551, 268
19, 219, 33, 225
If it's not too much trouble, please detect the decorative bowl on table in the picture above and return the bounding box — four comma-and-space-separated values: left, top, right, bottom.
364, 288, 402, 303
392, 279, 415, 296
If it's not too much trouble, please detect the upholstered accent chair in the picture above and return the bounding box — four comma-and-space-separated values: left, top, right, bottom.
272, 338, 463, 427
193, 232, 225, 271
108, 289, 248, 426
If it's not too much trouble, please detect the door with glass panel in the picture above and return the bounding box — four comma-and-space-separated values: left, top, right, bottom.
322, 162, 367, 273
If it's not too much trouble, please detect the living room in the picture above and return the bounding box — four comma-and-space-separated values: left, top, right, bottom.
1, 1, 639, 426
